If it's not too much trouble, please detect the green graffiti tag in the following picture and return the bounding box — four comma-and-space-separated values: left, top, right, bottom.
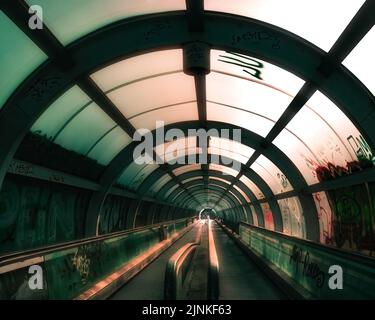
218, 52, 264, 80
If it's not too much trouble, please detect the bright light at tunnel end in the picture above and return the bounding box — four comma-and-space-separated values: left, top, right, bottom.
132, 121, 242, 173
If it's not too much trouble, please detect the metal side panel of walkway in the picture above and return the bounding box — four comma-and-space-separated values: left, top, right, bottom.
109, 223, 201, 300
212, 222, 286, 300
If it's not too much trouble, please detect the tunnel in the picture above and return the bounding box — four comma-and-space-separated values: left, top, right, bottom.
0, 0, 374, 302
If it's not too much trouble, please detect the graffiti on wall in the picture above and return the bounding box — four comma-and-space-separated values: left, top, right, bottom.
278, 197, 305, 238
347, 134, 375, 165
289, 245, 326, 289
0, 179, 88, 255
313, 192, 334, 244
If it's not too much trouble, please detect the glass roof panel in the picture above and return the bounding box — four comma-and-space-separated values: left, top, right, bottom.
239, 175, 265, 199
54, 103, 116, 155
209, 163, 240, 177
155, 137, 202, 164
207, 102, 274, 137
87, 127, 132, 166
182, 177, 202, 184
211, 50, 304, 96
251, 155, 293, 194
286, 96, 359, 169
210, 177, 231, 185
106, 73, 196, 119
233, 185, 250, 202
117, 162, 159, 191
278, 197, 305, 238
273, 129, 320, 185
205, 0, 365, 51
130, 102, 198, 131
343, 26, 375, 95
149, 174, 172, 195
91, 49, 183, 92
249, 205, 259, 226
273, 90, 369, 185
210, 137, 255, 162
0, 11, 47, 110
261, 202, 274, 230
208, 147, 249, 165
26, 0, 186, 45
164, 185, 179, 199
228, 190, 244, 205
31, 86, 91, 140
306, 91, 365, 162
173, 164, 202, 176
207, 72, 294, 122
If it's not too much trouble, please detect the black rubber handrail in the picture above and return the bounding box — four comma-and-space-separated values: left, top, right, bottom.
0, 217, 195, 266
164, 223, 202, 300
164, 242, 199, 300
208, 220, 219, 300
239, 221, 375, 267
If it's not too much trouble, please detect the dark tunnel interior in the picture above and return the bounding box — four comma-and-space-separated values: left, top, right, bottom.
0, 0, 374, 302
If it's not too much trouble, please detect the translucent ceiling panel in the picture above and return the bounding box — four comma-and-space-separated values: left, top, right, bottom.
305, 91, 366, 162
164, 185, 179, 200
130, 102, 198, 131
91, 50, 183, 92
155, 137, 201, 164
149, 175, 172, 195
207, 72, 294, 123
55, 103, 116, 155
275, 90, 370, 185
273, 130, 320, 185
155, 137, 197, 155
207, 102, 274, 137
277, 197, 305, 238
117, 162, 158, 191
209, 147, 249, 165
173, 164, 202, 176
260, 202, 274, 231
211, 50, 304, 95
183, 177, 202, 184
0, 12, 47, 109
286, 99, 358, 170
249, 205, 259, 226
228, 191, 244, 205
26, 0, 186, 45
233, 185, 250, 202
343, 26, 375, 95
107, 73, 196, 118
205, 0, 365, 51
239, 175, 265, 199
209, 164, 240, 177
31, 86, 91, 140
209, 136, 255, 164
210, 177, 231, 185
251, 155, 293, 194
87, 127, 132, 166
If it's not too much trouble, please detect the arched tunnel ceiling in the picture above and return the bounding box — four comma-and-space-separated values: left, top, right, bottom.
0, 0, 374, 241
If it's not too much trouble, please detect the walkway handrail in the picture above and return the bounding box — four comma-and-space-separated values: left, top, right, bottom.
0, 217, 192, 267
164, 242, 199, 300
239, 221, 375, 266
208, 220, 219, 300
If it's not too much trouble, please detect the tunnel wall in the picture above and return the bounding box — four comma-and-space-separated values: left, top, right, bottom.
0, 218, 191, 300
0, 176, 193, 256
239, 222, 375, 299
219, 182, 375, 256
